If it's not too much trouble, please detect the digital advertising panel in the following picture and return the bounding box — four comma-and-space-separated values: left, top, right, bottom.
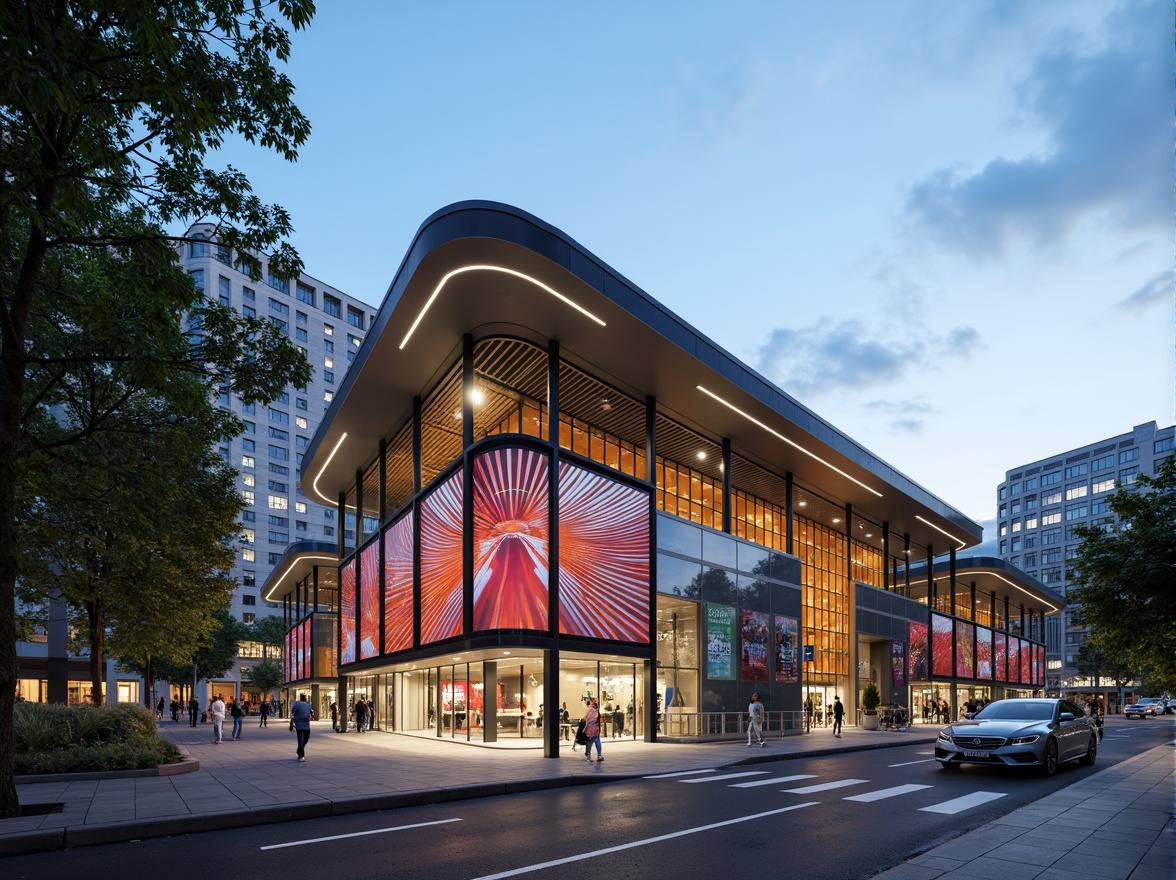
383, 513, 414, 654
931, 613, 953, 678
740, 610, 769, 681
976, 626, 993, 680
909, 622, 929, 680
774, 615, 799, 683
419, 469, 465, 644
299, 617, 312, 679
1008, 636, 1021, 684
994, 631, 1007, 682
283, 629, 292, 682
359, 539, 380, 660
891, 641, 906, 688
473, 447, 550, 631
1036, 644, 1045, 686
341, 559, 356, 665
955, 620, 975, 678
557, 461, 650, 642
1021, 640, 1031, 684
706, 604, 736, 680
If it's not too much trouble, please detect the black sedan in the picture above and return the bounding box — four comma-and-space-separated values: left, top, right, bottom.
935, 697, 1098, 776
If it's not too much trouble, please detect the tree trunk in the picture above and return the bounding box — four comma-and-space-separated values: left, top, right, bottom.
87, 601, 105, 707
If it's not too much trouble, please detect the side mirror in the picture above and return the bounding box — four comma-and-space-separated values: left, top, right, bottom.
1059, 712, 1075, 722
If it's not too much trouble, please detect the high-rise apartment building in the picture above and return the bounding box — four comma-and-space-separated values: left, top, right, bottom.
178, 223, 376, 697
995, 421, 1174, 692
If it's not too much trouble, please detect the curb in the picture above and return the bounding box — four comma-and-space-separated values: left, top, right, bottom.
15, 757, 201, 786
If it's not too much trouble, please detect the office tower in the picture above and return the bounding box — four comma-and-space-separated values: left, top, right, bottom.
995, 421, 1175, 692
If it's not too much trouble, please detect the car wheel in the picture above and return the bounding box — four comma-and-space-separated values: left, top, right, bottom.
1078, 734, 1097, 766
1040, 738, 1058, 776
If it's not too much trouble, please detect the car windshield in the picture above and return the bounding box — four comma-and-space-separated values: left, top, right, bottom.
972, 700, 1055, 722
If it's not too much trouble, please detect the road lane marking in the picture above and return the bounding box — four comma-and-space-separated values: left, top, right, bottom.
889, 759, 937, 767
919, 791, 1007, 814
782, 778, 869, 794
259, 817, 462, 850
644, 769, 717, 779
469, 802, 820, 879
844, 784, 932, 802
731, 775, 817, 788
680, 771, 770, 783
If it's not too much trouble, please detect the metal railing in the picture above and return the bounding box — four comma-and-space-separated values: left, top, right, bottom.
658, 710, 806, 740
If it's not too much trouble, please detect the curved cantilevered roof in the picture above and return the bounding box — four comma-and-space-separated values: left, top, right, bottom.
898, 556, 1065, 617
302, 201, 982, 553
261, 540, 339, 604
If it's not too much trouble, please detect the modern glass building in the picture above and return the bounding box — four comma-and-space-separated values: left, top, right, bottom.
266, 202, 1059, 752
995, 421, 1174, 697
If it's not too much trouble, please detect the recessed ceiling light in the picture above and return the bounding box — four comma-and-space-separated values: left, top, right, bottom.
832, 518, 841, 524
696, 451, 707, 460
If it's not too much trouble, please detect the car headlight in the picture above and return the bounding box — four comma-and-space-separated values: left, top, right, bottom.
938, 730, 953, 743
1010, 734, 1040, 745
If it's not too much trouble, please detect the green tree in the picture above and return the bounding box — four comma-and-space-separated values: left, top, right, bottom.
1074, 642, 1136, 689
246, 659, 285, 702
1072, 456, 1176, 692
155, 609, 249, 700
248, 615, 289, 660
0, 0, 316, 816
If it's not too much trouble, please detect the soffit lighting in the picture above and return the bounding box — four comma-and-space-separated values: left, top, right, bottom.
915, 514, 967, 550
264, 554, 338, 601
311, 431, 349, 505
399, 265, 607, 350
696, 386, 882, 497
904, 574, 1060, 614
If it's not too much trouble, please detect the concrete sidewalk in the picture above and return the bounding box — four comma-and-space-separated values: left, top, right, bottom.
2, 714, 1172, 880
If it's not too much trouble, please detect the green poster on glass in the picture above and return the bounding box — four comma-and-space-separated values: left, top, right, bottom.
706, 603, 736, 681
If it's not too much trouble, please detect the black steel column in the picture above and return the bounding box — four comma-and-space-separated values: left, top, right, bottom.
545, 340, 560, 759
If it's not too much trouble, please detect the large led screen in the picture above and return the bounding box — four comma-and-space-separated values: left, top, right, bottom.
359, 539, 380, 660
1036, 645, 1045, 686
1008, 636, 1021, 684
283, 629, 292, 683
706, 604, 736, 681
891, 641, 906, 688
774, 616, 798, 683
557, 461, 650, 642
341, 559, 357, 665
975, 627, 993, 680
420, 469, 465, 644
383, 514, 414, 654
299, 617, 312, 680
994, 631, 1007, 682
955, 621, 975, 678
473, 447, 550, 631
908, 622, 929, 680
931, 613, 953, 678
1021, 641, 1031, 684
740, 610, 769, 681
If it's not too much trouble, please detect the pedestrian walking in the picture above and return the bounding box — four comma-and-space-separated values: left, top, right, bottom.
612, 703, 625, 738
582, 697, 603, 763
259, 699, 270, 727
747, 692, 766, 747
355, 698, 369, 733
367, 699, 375, 731
832, 695, 845, 737
560, 702, 571, 741
290, 694, 313, 762
188, 697, 198, 727
155, 697, 165, 720
230, 696, 245, 740
329, 700, 338, 732
209, 694, 226, 744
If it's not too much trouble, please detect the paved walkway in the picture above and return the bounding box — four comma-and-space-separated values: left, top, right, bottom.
2, 715, 1172, 879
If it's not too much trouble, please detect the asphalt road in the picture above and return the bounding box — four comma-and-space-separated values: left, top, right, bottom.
4, 722, 1169, 880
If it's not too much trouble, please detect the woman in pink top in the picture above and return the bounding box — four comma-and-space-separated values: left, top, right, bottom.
583, 698, 603, 763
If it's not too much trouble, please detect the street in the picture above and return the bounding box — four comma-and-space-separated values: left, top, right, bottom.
3, 720, 1169, 879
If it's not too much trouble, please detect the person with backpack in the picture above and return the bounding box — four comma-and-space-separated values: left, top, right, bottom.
582, 697, 603, 763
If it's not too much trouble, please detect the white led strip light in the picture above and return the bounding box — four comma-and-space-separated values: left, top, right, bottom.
903, 573, 1060, 613
399, 264, 606, 350
915, 514, 968, 549
264, 555, 340, 603
696, 386, 882, 497
311, 431, 349, 505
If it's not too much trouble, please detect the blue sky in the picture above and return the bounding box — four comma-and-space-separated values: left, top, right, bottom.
216, 0, 1172, 530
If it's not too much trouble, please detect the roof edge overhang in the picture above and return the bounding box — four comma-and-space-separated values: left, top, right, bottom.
303, 201, 982, 551
901, 556, 1065, 616
260, 540, 339, 604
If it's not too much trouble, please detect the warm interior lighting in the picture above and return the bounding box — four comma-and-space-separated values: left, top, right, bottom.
263, 554, 338, 602
696, 451, 707, 461
399, 265, 607, 350
696, 386, 882, 497
311, 431, 349, 505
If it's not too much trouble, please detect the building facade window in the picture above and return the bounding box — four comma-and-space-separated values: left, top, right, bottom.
323, 295, 341, 318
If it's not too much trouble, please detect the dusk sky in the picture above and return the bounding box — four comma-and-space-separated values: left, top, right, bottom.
212, 0, 1171, 534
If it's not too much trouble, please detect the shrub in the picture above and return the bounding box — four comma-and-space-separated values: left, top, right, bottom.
861, 682, 881, 714
12, 701, 183, 774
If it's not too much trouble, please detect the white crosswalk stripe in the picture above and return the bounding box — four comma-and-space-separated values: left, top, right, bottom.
731, 775, 817, 788
680, 771, 770, 784
643, 769, 716, 779
782, 779, 869, 794
919, 791, 1007, 814
844, 784, 932, 802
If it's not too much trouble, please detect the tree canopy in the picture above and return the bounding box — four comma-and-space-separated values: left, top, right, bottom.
0, 0, 317, 818
1072, 455, 1176, 692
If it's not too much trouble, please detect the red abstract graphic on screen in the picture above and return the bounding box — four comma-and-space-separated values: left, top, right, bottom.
558, 462, 650, 642
955, 621, 974, 678
909, 622, 929, 680
383, 514, 413, 654
473, 448, 550, 631
1021, 640, 1031, 683
976, 626, 992, 680
994, 631, 1007, 681
1008, 636, 1021, 684
360, 540, 380, 660
341, 560, 356, 664
420, 469, 464, 644
931, 613, 953, 678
